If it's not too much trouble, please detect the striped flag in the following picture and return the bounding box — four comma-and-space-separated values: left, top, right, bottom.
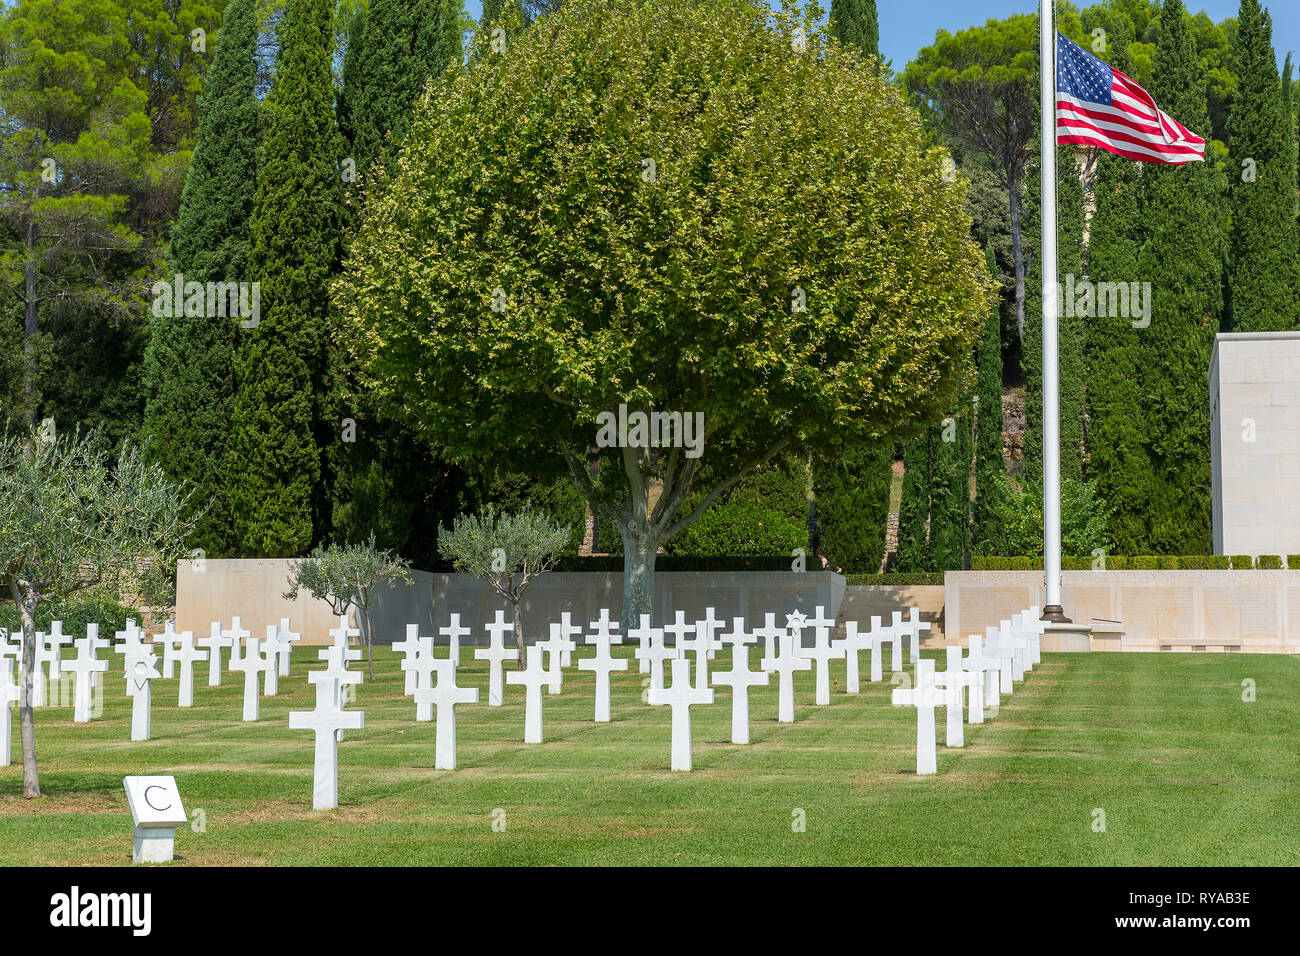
1054, 32, 1205, 164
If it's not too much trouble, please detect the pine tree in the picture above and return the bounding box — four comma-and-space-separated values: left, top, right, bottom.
1085, 150, 1149, 554
829, 0, 879, 61
1022, 141, 1087, 485
230, 0, 341, 556
1226, 0, 1299, 333
142, 0, 259, 557
972, 242, 1004, 545
1135, 0, 1224, 553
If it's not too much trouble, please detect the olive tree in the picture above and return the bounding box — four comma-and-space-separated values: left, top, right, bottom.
283, 535, 413, 678
0, 429, 195, 798
438, 506, 570, 663
335, 0, 993, 629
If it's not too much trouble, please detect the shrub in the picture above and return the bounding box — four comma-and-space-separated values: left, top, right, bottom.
1255, 554, 1283, 569
0, 593, 145, 640
1229, 554, 1254, 569
665, 499, 807, 558
844, 572, 946, 586
1288, 555, 1300, 570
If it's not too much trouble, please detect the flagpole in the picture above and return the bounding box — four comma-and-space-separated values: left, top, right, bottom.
1039, 0, 1069, 624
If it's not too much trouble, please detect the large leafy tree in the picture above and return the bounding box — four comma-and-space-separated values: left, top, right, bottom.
335, 0, 992, 626
1134, 0, 1224, 553
230, 0, 341, 556
1226, 0, 1298, 333
143, 0, 260, 558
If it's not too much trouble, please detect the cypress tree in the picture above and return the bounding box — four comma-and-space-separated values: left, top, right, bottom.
1085, 150, 1149, 554
894, 432, 933, 572
142, 0, 259, 557
230, 0, 341, 556
1135, 0, 1223, 553
973, 242, 1005, 545
829, 0, 879, 61
1226, 0, 1299, 332
1022, 140, 1087, 485
929, 402, 973, 571
812, 446, 892, 573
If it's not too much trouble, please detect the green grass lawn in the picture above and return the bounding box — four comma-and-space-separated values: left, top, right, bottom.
2, 646, 1298, 866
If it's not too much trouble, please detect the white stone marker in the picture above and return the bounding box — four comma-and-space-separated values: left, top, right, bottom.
555, 612, 582, 667
1016, 608, 1045, 667
0, 665, 20, 766
907, 607, 930, 662
753, 613, 785, 666
0, 629, 19, 681
932, 646, 980, 747
318, 627, 364, 741
698, 606, 724, 661
541, 620, 576, 691
261, 624, 288, 696
474, 611, 518, 707
832, 619, 871, 694
393, 623, 424, 694
198, 621, 234, 687
123, 775, 188, 863
648, 656, 714, 771
33, 629, 56, 708
506, 644, 560, 744
801, 607, 845, 705
405, 636, 438, 721
578, 609, 628, 722
219, 617, 251, 685
891, 658, 941, 775
985, 626, 1015, 696
678, 618, 714, 691
276, 618, 301, 676
662, 610, 695, 653
997, 620, 1029, 682
228, 635, 269, 722
415, 659, 478, 769
173, 631, 207, 708
865, 616, 893, 683
630, 615, 675, 692
711, 623, 768, 744
156, 620, 183, 679
785, 610, 808, 658
42, 621, 73, 705
125, 651, 162, 742
289, 670, 364, 810
65, 628, 109, 722
761, 626, 812, 723
961, 633, 999, 722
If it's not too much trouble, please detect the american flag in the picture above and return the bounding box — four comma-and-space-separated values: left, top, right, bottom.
1055, 32, 1205, 165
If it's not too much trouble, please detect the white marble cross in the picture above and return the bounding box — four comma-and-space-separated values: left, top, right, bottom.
506, 644, 560, 744
578, 609, 628, 722
35, 622, 72, 708
996, 620, 1029, 682
393, 623, 425, 695
784, 610, 809, 659
960, 633, 999, 723
933, 646, 980, 747
1016, 608, 1045, 668
761, 625, 811, 723
276, 618, 301, 676
0, 666, 20, 766
65, 628, 109, 722
228, 635, 270, 722
698, 606, 724, 661
555, 611, 582, 667
318, 630, 364, 741
753, 613, 785, 666
662, 610, 695, 654
904, 607, 930, 662
415, 658, 478, 769
630, 614, 676, 692
711, 640, 768, 744
198, 621, 234, 687
475, 611, 518, 707
891, 658, 941, 775
678, 618, 714, 691
867, 617, 897, 682
832, 619, 872, 694
173, 630, 206, 708
801, 608, 846, 705
288, 670, 364, 810
0, 629, 19, 683
44, 620, 72, 683
125, 650, 162, 741
260, 624, 289, 696
405, 635, 438, 721
541, 620, 577, 691
986, 626, 1016, 695
156, 620, 183, 679
218, 617, 251, 685
648, 656, 714, 771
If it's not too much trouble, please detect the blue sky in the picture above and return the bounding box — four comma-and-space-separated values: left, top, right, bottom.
462, 2, 1299, 70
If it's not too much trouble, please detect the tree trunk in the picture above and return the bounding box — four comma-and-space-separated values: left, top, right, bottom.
512, 599, 526, 671
361, 607, 375, 680
9, 580, 40, 798
620, 523, 658, 634
1008, 170, 1025, 343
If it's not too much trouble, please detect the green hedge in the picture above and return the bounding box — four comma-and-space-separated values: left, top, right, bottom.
972, 554, 1287, 571
844, 572, 945, 586
1290, 555, 1300, 570
0, 594, 145, 638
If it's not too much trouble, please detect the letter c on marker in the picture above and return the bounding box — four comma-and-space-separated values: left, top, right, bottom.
143, 785, 172, 813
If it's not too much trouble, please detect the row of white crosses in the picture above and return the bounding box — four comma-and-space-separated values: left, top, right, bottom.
892, 606, 1047, 775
